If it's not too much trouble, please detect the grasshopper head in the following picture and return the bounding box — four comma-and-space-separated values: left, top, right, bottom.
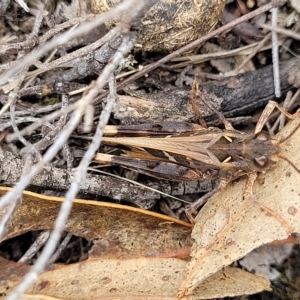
245, 132, 281, 172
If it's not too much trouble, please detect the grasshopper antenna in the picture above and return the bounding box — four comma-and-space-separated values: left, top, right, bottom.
279, 120, 300, 144
278, 155, 300, 174
278, 112, 300, 174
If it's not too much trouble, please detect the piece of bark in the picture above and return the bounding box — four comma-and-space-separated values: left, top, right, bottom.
0, 151, 215, 209
112, 57, 300, 125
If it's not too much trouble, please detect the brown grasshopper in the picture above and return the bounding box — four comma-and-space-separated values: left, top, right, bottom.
96, 92, 300, 224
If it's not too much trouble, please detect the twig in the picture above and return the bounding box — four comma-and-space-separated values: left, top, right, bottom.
0, 0, 156, 86
115, 0, 287, 92
0, 1, 46, 56
32, 25, 121, 74
3, 4, 147, 296
0, 151, 214, 204
5, 73, 117, 300
223, 32, 271, 77
5, 103, 77, 143
15, 0, 29, 12
271, 8, 281, 97
49, 232, 73, 264
261, 23, 300, 41
18, 231, 51, 264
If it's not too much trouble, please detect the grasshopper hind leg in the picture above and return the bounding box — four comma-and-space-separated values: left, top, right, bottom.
185, 178, 229, 224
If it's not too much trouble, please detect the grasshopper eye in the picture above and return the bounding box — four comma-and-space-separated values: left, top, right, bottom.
254, 156, 268, 167
249, 156, 272, 171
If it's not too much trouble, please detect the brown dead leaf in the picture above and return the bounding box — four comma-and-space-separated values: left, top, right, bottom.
0, 189, 271, 299
0, 257, 30, 296
179, 116, 300, 296
0, 256, 270, 299
0, 187, 192, 259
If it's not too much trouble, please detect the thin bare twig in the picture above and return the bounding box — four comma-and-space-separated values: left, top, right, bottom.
49, 232, 73, 264
271, 8, 281, 97
0, 0, 156, 86
5, 73, 117, 300
261, 23, 300, 41
3, 4, 146, 296
18, 231, 51, 264
115, 0, 287, 92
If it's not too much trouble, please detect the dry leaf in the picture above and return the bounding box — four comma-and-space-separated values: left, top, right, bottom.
0, 187, 192, 259
0, 188, 271, 299
0, 256, 270, 299
178, 115, 300, 296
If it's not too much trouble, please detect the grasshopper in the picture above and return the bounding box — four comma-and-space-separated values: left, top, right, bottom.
96, 87, 300, 224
